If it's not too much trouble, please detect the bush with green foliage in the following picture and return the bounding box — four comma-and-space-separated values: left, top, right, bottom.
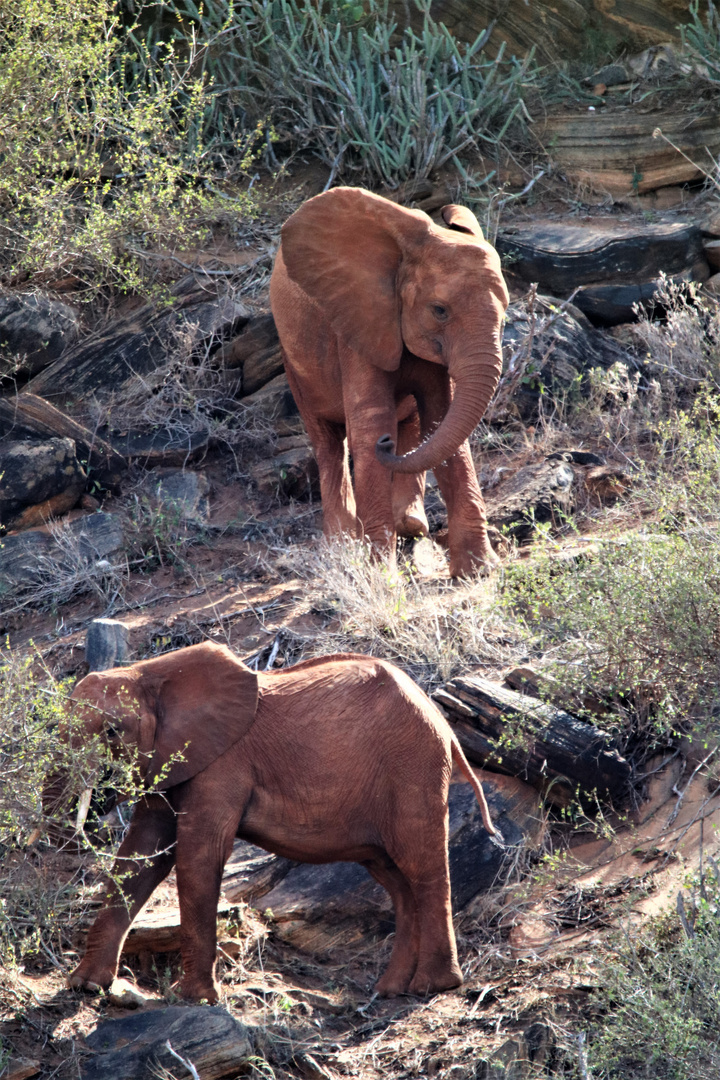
0, 0, 258, 296
503, 393, 720, 759
590, 869, 720, 1079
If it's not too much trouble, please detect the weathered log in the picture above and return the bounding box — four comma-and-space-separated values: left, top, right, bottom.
434, 675, 631, 806
0, 393, 127, 487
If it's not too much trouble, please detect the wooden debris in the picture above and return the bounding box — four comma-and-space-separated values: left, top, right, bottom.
434, 675, 631, 806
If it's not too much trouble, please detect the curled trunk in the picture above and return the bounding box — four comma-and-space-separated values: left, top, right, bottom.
376, 349, 502, 474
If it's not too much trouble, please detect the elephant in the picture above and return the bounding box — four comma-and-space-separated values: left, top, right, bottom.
269, 186, 510, 577
47, 641, 499, 1003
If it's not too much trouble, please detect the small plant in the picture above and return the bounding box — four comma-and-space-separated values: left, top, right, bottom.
589, 864, 720, 1079
163, 0, 537, 187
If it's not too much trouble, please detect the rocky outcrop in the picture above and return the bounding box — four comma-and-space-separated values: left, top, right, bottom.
0, 289, 80, 380
0, 438, 86, 531
497, 221, 709, 325
393, 1, 689, 64
27, 284, 249, 403
82, 1007, 254, 1080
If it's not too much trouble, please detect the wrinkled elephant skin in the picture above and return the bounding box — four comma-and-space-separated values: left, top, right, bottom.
50, 642, 499, 1003
270, 187, 509, 577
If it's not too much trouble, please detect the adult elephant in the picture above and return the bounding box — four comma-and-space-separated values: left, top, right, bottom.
46, 642, 499, 1004
270, 187, 509, 577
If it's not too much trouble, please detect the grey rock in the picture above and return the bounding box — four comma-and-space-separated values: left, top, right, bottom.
501, 296, 629, 421
0, 529, 51, 589
142, 469, 210, 523
27, 293, 249, 403
85, 619, 131, 672
485, 459, 576, 541
251, 443, 319, 500
240, 372, 299, 422
82, 1006, 254, 1080
0, 437, 85, 530
0, 289, 80, 379
68, 511, 125, 560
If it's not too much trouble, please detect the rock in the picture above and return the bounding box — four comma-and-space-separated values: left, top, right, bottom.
546, 449, 605, 466
0, 512, 125, 595
485, 459, 576, 540
0, 529, 52, 589
102, 425, 210, 467
0, 394, 127, 489
0, 288, 80, 379
537, 107, 720, 196
217, 313, 283, 396
704, 239, 720, 270
704, 272, 720, 297
0, 438, 86, 531
250, 443, 319, 500
107, 977, 158, 1009
476, 1021, 555, 1079
81, 1006, 254, 1080
589, 62, 629, 87
395, 0, 687, 64
70, 512, 125, 561
27, 292, 249, 404
499, 296, 628, 417
239, 372, 299, 423
85, 619, 131, 672
584, 464, 634, 503
142, 469, 210, 524
2, 1059, 41, 1080
497, 221, 709, 325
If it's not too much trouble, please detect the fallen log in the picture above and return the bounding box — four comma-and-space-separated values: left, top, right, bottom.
434, 675, 631, 806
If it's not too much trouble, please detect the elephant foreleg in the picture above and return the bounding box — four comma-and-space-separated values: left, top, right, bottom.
284, 365, 357, 538
68, 795, 177, 991
415, 374, 497, 576
392, 399, 428, 540
174, 805, 240, 1003
344, 365, 398, 559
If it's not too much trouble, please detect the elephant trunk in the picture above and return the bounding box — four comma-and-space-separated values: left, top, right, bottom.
375, 341, 503, 474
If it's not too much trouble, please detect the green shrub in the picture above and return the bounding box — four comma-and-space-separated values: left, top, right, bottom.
161, 0, 537, 187
0, 0, 258, 297
590, 870, 720, 1079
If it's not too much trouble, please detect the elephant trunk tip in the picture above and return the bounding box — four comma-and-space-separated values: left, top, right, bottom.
375, 433, 399, 468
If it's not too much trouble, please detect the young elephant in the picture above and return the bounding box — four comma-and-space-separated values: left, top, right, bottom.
52, 642, 499, 1003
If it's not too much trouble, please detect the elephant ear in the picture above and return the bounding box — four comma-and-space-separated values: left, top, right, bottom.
440, 204, 484, 239
280, 187, 431, 371
140, 642, 259, 789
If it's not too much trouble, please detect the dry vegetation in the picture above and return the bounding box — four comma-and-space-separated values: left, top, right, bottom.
4, 2, 720, 1079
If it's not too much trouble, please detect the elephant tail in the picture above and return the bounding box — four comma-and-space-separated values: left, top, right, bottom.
450, 736, 503, 844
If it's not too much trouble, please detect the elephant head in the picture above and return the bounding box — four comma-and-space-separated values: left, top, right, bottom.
280, 187, 509, 473
43, 643, 259, 827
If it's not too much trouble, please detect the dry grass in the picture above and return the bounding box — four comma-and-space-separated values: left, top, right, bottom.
276, 536, 525, 691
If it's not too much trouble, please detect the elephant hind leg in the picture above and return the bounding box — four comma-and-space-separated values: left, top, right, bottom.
392, 399, 428, 540
363, 855, 419, 996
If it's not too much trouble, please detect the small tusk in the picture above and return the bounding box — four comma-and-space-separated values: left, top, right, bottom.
26, 827, 42, 846
75, 788, 94, 833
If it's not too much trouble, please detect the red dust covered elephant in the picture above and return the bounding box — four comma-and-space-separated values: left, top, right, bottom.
270, 187, 509, 576
46, 642, 500, 1003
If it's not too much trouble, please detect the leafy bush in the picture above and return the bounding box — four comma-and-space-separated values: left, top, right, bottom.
590, 869, 720, 1079
161, 0, 537, 187
0, 653, 119, 966
0, 0, 258, 297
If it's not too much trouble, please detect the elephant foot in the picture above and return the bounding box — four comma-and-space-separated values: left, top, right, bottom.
68, 964, 116, 993
179, 977, 221, 1004
408, 961, 463, 996
395, 499, 429, 540
449, 541, 500, 579
375, 965, 415, 997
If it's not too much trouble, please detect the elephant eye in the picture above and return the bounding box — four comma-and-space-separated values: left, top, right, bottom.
105, 724, 119, 740
432, 303, 449, 321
